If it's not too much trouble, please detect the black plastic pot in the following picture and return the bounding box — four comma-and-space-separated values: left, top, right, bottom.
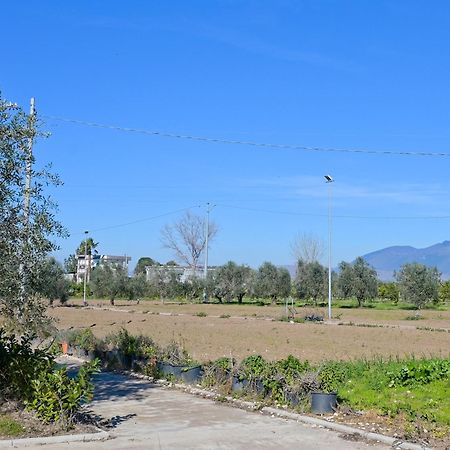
180, 366, 203, 384
157, 362, 183, 378
311, 392, 337, 414
231, 376, 249, 392
117, 352, 132, 369
285, 391, 300, 406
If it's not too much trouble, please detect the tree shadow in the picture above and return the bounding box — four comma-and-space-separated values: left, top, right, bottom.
91, 372, 159, 402
80, 410, 138, 429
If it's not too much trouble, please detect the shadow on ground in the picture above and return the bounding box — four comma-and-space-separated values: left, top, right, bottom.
92, 372, 159, 402
80, 410, 137, 429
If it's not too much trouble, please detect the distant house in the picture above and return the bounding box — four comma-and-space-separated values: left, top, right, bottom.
76, 254, 131, 283
144, 265, 215, 283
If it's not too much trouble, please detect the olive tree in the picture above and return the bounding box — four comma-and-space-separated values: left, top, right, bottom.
254, 262, 291, 304
211, 261, 254, 303
33, 257, 70, 306
294, 260, 327, 306
90, 263, 128, 306
337, 257, 378, 307
0, 96, 65, 333
395, 263, 440, 309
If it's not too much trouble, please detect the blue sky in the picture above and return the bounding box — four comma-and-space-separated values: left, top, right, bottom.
3, 1, 450, 270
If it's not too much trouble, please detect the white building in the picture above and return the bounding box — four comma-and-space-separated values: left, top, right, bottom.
144, 265, 215, 283
76, 254, 131, 283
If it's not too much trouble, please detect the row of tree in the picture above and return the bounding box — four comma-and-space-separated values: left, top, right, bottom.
45, 253, 450, 309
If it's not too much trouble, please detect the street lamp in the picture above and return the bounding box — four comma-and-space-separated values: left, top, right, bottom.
83, 230, 89, 307
203, 203, 215, 303
324, 175, 334, 320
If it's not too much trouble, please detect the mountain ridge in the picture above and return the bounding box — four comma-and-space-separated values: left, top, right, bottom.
362, 241, 450, 281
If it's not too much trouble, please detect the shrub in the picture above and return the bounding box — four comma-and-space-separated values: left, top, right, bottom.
0, 329, 99, 430
0, 330, 52, 401
158, 340, 195, 366
25, 359, 100, 429
69, 328, 97, 351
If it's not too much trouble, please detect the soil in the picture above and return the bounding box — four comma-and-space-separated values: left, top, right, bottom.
49, 299, 450, 363
0, 401, 99, 440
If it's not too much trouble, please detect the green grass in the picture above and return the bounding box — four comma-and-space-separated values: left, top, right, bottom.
0, 415, 25, 437
334, 358, 450, 426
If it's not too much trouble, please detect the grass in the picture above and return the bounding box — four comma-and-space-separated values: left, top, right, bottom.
334, 358, 450, 427
0, 415, 24, 437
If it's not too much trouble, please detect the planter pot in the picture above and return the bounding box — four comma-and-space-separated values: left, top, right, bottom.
231, 376, 248, 392
85, 350, 96, 361
311, 392, 337, 414
285, 392, 300, 406
131, 356, 148, 371
252, 378, 265, 395
118, 352, 132, 369
157, 362, 183, 379
61, 341, 69, 354
180, 366, 202, 384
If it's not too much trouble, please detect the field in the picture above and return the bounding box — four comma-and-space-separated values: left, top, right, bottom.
49, 299, 450, 363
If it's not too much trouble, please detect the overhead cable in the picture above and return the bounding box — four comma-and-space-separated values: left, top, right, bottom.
42, 115, 450, 158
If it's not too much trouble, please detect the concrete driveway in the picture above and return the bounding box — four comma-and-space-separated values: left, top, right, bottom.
24, 370, 389, 450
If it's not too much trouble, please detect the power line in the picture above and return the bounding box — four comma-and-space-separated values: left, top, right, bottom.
42, 114, 450, 158
70, 206, 200, 236
217, 203, 450, 220
65, 201, 450, 240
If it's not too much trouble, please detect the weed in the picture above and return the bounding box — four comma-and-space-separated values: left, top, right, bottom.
405, 314, 424, 321
0, 415, 24, 437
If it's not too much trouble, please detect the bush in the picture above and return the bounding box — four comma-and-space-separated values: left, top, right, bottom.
69, 328, 97, 351
25, 359, 100, 429
0, 330, 52, 401
158, 340, 195, 366
0, 329, 99, 430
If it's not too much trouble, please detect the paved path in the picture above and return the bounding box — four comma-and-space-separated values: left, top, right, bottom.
25, 371, 388, 450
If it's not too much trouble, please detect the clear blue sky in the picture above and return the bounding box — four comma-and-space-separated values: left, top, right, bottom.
3, 1, 450, 270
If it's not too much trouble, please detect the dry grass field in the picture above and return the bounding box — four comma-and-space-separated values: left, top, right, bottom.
49, 299, 450, 363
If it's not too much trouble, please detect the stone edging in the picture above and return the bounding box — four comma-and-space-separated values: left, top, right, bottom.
0, 429, 110, 448
175, 383, 431, 450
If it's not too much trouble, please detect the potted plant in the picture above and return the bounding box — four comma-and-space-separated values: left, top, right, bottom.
311, 363, 341, 414
232, 355, 266, 394
70, 328, 98, 360
157, 341, 202, 383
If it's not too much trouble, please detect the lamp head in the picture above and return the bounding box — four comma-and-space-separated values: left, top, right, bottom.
324, 175, 333, 183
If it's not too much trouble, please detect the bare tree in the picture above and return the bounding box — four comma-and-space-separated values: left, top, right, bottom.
290, 232, 324, 264
160, 211, 218, 272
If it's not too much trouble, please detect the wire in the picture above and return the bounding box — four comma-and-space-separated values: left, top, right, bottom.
217, 203, 450, 220
42, 114, 450, 158
70, 205, 200, 235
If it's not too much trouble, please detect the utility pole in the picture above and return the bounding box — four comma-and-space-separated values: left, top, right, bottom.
203, 203, 215, 303
324, 175, 334, 320
83, 230, 89, 307
18, 98, 36, 316
24, 97, 36, 224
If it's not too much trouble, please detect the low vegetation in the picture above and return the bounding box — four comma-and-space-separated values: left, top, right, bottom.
59, 327, 450, 441
0, 329, 99, 431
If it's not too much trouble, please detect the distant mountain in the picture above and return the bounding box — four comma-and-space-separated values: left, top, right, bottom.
362, 241, 450, 281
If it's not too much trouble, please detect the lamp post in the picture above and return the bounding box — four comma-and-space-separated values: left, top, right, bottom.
203, 203, 215, 303
83, 230, 89, 307
324, 175, 334, 320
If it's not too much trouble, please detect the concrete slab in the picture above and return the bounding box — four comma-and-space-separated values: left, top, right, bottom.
16, 371, 390, 449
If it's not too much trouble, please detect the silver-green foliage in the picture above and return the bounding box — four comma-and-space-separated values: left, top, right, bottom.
395, 263, 440, 309
0, 96, 65, 333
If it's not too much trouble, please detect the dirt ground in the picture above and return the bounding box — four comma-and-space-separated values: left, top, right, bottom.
48, 299, 450, 363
